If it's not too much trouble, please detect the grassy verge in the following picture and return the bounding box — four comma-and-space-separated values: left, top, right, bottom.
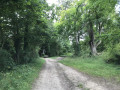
0, 58, 45, 90
60, 56, 120, 83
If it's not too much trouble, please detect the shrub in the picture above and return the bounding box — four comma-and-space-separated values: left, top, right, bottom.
20, 49, 39, 64
105, 43, 120, 64
0, 49, 15, 71
0, 58, 45, 90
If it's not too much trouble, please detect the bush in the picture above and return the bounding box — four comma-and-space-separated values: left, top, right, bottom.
72, 42, 81, 56
0, 58, 45, 90
20, 49, 39, 64
105, 43, 120, 64
0, 49, 15, 71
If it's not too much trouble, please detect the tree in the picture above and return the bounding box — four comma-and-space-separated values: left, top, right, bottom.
55, 0, 118, 56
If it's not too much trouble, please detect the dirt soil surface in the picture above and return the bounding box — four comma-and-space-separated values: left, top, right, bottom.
32, 57, 120, 90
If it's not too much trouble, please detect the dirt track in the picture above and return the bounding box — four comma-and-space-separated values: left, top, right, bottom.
32, 57, 120, 90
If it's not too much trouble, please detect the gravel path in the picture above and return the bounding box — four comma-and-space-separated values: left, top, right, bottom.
32, 58, 120, 90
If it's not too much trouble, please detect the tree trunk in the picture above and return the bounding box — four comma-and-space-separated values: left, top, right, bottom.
14, 36, 21, 64
88, 20, 97, 56
73, 19, 80, 56
95, 11, 102, 49
0, 28, 4, 49
24, 23, 29, 50
89, 42, 97, 56
14, 25, 21, 64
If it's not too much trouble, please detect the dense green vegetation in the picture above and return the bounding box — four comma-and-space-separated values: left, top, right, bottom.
0, 58, 45, 90
0, 0, 69, 89
1, 0, 120, 89
55, 0, 120, 64
0, 0, 69, 71
56, 0, 120, 83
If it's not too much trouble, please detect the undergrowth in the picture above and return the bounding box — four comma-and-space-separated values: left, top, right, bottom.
0, 58, 45, 90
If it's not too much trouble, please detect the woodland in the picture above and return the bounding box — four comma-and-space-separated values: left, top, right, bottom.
0, 0, 120, 89
0, 0, 120, 69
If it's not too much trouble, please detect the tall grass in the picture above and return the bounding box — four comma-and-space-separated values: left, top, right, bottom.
60, 56, 120, 83
0, 58, 45, 90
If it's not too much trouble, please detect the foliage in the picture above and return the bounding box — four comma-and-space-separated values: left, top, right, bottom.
0, 0, 120, 85
0, 0, 48, 65
20, 48, 39, 64
0, 58, 45, 90
0, 49, 14, 71
0, 0, 69, 71
55, 0, 118, 56
105, 43, 120, 64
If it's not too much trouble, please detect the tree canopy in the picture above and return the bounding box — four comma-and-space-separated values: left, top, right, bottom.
1, 0, 120, 71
